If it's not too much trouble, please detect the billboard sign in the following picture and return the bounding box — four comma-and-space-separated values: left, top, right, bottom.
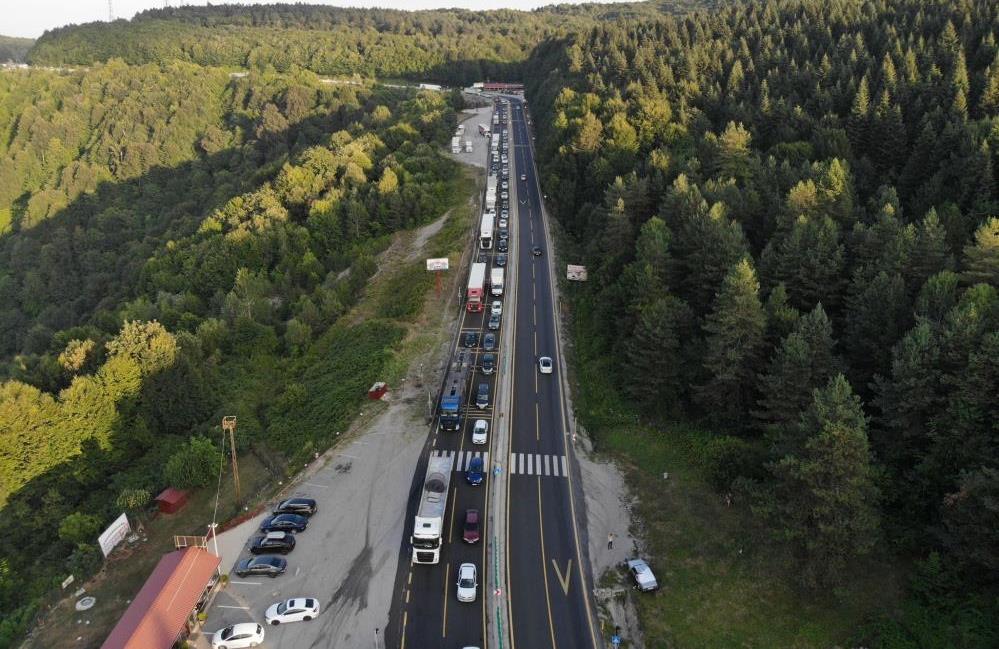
566, 265, 588, 281
98, 513, 131, 557
426, 258, 450, 271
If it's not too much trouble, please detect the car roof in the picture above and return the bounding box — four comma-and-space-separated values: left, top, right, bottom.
469, 456, 483, 468
466, 509, 479, 521
264, 531, 286, 539
228, 622, 259, 634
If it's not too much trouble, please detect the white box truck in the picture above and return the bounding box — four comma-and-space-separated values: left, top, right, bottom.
490, 267, 504, 296
451, 136, 461, 154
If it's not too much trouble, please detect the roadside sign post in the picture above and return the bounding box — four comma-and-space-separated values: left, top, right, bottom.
426, 257, 449, 298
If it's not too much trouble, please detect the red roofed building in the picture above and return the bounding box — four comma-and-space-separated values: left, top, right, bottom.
101, 547, 221, 649
154, 487, 189, 515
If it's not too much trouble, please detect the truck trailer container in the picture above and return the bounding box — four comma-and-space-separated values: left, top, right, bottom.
411, 454, 454, 564
466, 262, 487, 312
490, 267, 504, 296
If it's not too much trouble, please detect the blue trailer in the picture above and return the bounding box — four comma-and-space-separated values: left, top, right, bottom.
439, 351, 470, 431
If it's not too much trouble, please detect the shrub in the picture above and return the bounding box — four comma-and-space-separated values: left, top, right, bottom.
164, 435, 220, 488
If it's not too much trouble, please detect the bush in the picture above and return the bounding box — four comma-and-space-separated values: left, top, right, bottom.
58, 513, 102, 545
703, 435, 767, 492
164, 435, 220, 488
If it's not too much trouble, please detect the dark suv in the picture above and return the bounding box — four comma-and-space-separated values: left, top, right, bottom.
250, 532, 296, 555
480, 353, 496, 375
273, 497, 317, 517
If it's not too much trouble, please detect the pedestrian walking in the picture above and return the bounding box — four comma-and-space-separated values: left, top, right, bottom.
607, 532, 615, 550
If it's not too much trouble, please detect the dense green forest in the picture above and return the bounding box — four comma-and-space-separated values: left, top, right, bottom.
27, 2, 713, 84
8, 0, 999, 647
0, 36, 33, 63
527, 0, 999, 645
0, 60, 461, 646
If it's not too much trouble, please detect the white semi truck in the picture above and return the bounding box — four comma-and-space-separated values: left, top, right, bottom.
485, 176, 497, 211
411, 454, 454, 564
480, 212, 494, 250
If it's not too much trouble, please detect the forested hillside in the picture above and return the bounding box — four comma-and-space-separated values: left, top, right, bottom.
0, 60, 461, 646
0, 36, 33, 62
528, 0, 999, 645
27, 2, 713, 84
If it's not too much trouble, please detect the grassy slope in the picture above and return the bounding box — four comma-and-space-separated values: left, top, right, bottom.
571, 294, 905, 649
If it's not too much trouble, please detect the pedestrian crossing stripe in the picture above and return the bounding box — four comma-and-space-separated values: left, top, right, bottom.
431, 449, 489, 472
508, 453, 568, 478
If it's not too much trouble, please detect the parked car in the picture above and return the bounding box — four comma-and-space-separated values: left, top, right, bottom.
273, 497, 317, 517
456, 563, 478, 602
480, 353, 496, 375
235, 555, 287, 578
483, 333, 496, 351
472, 419, 488, 445
532, 246, 543, 256
467, 457, 485, 486
265, 597, 321, 625
538, 356, 553, 374
249, 531, 296, 555
462, 509, 481, 543
476, 383, 490, 409
495, 254, 507, 267
490, 301, 503, 317
211, 622, 264, 649
464, 331, 479, 348
260, 513, 308, 534
488, 314, 501, 330
626, 558, 659, 592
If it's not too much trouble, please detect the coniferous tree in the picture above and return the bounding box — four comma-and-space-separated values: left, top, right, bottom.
696, 258, 766, 430
764, 374, 880, 588
962, 216, 999, 286
623, 295, 696, 413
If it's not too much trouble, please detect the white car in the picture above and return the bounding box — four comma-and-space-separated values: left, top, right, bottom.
538, 356, 553, 374
456, 563, 478, 602
520, 174, 527, 181
626, 558, 659, 592
264, 597, 320, 625
472, 419, 488, 445
212, 623, 264, 649
498, 218, 508, 229
491, 301, 503, 317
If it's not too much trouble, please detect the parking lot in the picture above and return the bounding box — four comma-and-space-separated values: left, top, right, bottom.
196, 417, 427, 648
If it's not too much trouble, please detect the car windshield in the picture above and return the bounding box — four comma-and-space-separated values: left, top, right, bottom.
459, 576, 475, 587
277, 602, 288, 614
220, 627, 235, 640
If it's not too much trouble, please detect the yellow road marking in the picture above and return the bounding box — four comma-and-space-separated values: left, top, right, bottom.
401, 611, 408, 649
551, 559, 573, 595
537, 478, 558, 648
442, 562, 450, 637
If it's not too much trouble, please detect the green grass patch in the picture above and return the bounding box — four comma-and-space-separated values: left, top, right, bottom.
571, 297, 904, 649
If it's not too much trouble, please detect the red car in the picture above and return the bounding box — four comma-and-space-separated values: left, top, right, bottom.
462, 509, 480, 543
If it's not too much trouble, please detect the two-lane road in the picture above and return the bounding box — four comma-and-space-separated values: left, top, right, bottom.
505, 97, 599, 649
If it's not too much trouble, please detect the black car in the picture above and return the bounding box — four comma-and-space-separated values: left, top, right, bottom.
532, 246, 543, 256
273, 497, 317, 517
260, 513, 308, 534
464, 331, 479, 348
483, 333, 496, 351
476, 383, 490, 409
495, 254, 507, 267
235, 555, 287, 578
497, 240, 508, 253
250, 532, 296, 555
480, 353, 496, 375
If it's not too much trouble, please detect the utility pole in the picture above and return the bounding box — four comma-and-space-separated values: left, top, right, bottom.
222, 416, 241, 504
108, 0, 114, 21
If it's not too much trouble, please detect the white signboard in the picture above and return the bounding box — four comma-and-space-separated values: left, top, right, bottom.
567, 265, 588, 281
426, 258, 450, 271
98, 513, 131, 557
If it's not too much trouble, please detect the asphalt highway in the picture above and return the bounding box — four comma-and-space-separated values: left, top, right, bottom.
387, 96, 598, 649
